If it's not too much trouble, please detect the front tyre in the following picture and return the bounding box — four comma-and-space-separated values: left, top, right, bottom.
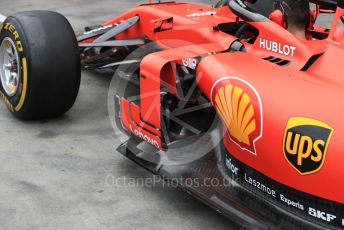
0, 11, 81, 119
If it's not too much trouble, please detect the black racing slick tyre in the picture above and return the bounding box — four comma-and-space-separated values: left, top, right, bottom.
0, 11, 80, 120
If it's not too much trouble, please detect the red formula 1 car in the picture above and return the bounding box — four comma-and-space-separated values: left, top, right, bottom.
1, 0, 344, 229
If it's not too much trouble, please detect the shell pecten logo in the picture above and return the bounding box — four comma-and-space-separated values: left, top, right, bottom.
215, 85, 256, 146
211, 77, 263, 155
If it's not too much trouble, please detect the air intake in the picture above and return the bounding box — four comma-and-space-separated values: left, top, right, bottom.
263, 56, 291, 66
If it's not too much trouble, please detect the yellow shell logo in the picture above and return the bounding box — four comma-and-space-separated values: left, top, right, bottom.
215, 85, 256, 146
212, 77, 263, 155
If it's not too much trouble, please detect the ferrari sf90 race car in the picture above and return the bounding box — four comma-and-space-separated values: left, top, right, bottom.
0, 0, 344, 229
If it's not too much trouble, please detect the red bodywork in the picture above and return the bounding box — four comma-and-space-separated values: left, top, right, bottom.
90, 2, 344, 205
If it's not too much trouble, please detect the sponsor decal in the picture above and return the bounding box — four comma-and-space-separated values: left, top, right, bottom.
309, 207, 336, 223
0, 91, 14, 112
129, 124, 161, 149
182, 57, 198, 69
0, 23, 27, 112
283, 117, 334, 175
83, 24, 114, 35
244, 172, 277, 198
186, 11, 216, 17
211, 77, 263, 155
280, 194, 304, 211
3, 23, 23, 52
225, 157, 239, 175
259, 38, 296, 57
225, 153, 342, 227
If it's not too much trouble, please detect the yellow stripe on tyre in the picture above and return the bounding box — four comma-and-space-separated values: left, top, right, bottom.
15, 57, 27, 111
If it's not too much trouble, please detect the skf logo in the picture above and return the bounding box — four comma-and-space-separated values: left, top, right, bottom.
211, 77, 263, 155
283, 117, 334, 175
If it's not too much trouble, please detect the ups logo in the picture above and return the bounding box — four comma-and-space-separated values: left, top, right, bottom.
283, 117, 334, 175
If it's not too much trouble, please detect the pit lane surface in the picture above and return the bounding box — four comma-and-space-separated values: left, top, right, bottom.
0, 1, 334, 229
0, 1, 238, 230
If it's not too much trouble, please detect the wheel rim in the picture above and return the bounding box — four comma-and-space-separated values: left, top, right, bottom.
0, 37, 20, 97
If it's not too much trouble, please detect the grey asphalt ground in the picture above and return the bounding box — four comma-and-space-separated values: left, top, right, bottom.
0, 1, 334, 230
0, 1, 238, 230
